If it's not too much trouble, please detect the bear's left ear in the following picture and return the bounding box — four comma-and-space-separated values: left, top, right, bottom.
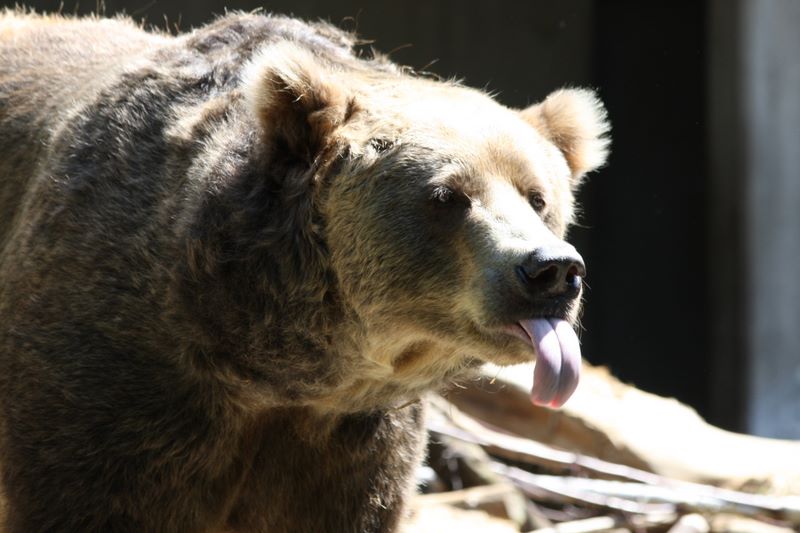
242, 42, 355, 163
520, 88, 610, 186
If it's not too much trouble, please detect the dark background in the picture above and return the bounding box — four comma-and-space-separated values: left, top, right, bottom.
7, 1, 733, 429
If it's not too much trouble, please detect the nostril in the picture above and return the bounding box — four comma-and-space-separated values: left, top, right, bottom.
533, 264, 559, 285
517, 264, 560, 287
565, 265, 583, 290
570, 262, 587, 278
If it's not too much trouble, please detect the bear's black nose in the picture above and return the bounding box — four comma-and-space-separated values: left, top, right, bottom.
516, 246, 586, 297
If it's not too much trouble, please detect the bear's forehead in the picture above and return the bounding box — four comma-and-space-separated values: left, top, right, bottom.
372, 84, 567, 181
399, 109, 567, 189
351, 80, 572, 204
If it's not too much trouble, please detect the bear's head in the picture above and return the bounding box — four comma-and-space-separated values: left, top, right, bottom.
242, 43, 609, 409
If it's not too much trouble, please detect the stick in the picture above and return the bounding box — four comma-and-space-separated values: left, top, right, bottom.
526, 516, 621, 533
427, 397, 800, 525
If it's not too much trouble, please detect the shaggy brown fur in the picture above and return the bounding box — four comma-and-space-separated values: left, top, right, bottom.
0, 11, 609, 532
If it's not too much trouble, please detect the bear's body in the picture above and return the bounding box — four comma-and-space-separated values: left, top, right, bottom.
0, 11, 608, 532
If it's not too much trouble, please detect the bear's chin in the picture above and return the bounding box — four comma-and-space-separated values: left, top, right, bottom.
458, 318, 583, 407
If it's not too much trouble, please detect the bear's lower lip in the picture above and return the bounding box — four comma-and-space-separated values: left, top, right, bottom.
503, 322, 532, 344
503, 319, 582, 408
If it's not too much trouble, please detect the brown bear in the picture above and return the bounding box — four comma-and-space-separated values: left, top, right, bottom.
0, 10, 609, 533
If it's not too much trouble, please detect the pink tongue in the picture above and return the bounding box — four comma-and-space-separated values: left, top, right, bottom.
519, 318, 581, 408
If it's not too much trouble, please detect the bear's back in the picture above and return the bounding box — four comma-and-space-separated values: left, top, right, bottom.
0, 12, 357, 249
0, 13, 168, 245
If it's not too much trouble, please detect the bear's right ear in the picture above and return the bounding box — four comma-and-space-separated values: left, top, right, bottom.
242, 43, 355, 163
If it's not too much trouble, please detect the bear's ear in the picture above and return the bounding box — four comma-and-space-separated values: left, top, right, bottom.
242, 42, 355, 163
520, 88, 610, 185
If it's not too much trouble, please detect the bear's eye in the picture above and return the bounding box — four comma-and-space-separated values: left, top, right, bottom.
431, 185, 454, 203
430, 185, 470, 208
528, 192, 547, 212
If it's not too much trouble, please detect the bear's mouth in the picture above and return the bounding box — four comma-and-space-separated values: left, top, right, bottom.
504, 318, 581, 408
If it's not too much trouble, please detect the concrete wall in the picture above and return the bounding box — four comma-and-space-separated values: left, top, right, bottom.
710, 0, 800, 439
742, 0, 800, 439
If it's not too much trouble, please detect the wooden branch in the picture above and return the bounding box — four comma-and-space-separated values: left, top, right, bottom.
428, 395, 662, 484
427, 395, 800, 525
496, 465, 798, 521
494, 463, 677, 517
525, 516, 621, 533
449, 363, 800, 495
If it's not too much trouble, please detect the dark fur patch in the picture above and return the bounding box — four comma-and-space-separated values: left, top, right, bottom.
0, 13, 423, 532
